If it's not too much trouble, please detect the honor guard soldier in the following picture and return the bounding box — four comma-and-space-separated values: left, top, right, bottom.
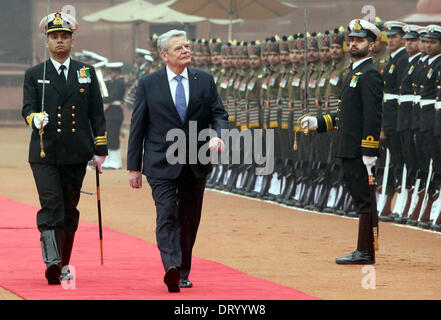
290, 34, 306, 103
102, 62, 126, 170
405, 27, 430, 225
22, 12, 108, 284
392, 25, 422, 221
209, 38, 223, 81
324, 27, 351, 113
301, 19, 383, 264
380, 21, 408, 220
146, 33, 162, 72
432, 25, 441, 231
373, 18, 390, 75
306, 32, 321, 110
413, 25, 441, 227
315, 31, 332, 106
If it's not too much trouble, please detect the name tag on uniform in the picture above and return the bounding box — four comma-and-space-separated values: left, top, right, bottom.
38, 80, 50, 84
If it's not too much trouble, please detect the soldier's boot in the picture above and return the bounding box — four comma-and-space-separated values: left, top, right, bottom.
41, 229, 62, 285
336, 214, 375, 265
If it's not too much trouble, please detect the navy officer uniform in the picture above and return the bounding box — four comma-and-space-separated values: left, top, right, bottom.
301, 19, 383, 264
22, 12, 108, 284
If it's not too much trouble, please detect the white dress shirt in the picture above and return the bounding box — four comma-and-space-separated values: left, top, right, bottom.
50, 57, 70, 79
352, 56, 372, 70
166, 65, 190, 107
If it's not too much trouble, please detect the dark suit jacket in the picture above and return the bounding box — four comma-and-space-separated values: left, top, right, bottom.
127, 66, 229, 179
22, 59, 108, 164
317, 58, 383, 158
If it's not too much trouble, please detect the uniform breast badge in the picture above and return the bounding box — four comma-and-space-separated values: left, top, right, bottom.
350, 72, 362, 88
388, 64, 395, 74
427, 67, 433, 79
77, 67, 91, 83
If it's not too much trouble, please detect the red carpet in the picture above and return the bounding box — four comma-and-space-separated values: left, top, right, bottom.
0, 196, 318, 300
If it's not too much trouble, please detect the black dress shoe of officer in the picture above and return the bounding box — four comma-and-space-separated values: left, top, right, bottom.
431, 224, 441, 232
335, 250, 375, 265
45, 263, 61, 285
379, 213, 397, 222
164, 266, 180, 293
180, 279, 193, 288
394, 216, 408, 224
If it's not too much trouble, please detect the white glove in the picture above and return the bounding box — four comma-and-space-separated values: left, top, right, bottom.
362, 155, 377, 175
300, 116, 318, 130
209, 137, 225, 153
93, 155, 107, 173
33, 112, 49, 129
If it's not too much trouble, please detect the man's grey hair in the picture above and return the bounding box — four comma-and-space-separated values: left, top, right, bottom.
157, 29, 187, 53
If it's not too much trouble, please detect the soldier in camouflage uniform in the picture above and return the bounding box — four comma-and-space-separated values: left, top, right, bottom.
209, 38, 223, 81
324, 28, 351, 113
373, 19, 390, 75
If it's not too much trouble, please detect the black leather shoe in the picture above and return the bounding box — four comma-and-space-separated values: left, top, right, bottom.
45, 263, 61, 285
59, 268, 74, 281
180, 279, 193, 288
335, 250, 375, 265
164, 266, 180, 293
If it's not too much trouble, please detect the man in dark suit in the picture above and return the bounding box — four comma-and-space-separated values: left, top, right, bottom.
301, 19, 383, 264
22, 12, 108, 284
127, 30, 229, 292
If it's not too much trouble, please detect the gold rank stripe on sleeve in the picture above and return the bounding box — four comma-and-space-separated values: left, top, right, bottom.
26, 113, 36, 128
94, 133, 107, 146
361, 136, 380, 149
323, 114, 334, 132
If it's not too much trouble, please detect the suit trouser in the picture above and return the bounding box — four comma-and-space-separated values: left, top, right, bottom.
30, 162, 87, 233
147, 165, 206, 279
